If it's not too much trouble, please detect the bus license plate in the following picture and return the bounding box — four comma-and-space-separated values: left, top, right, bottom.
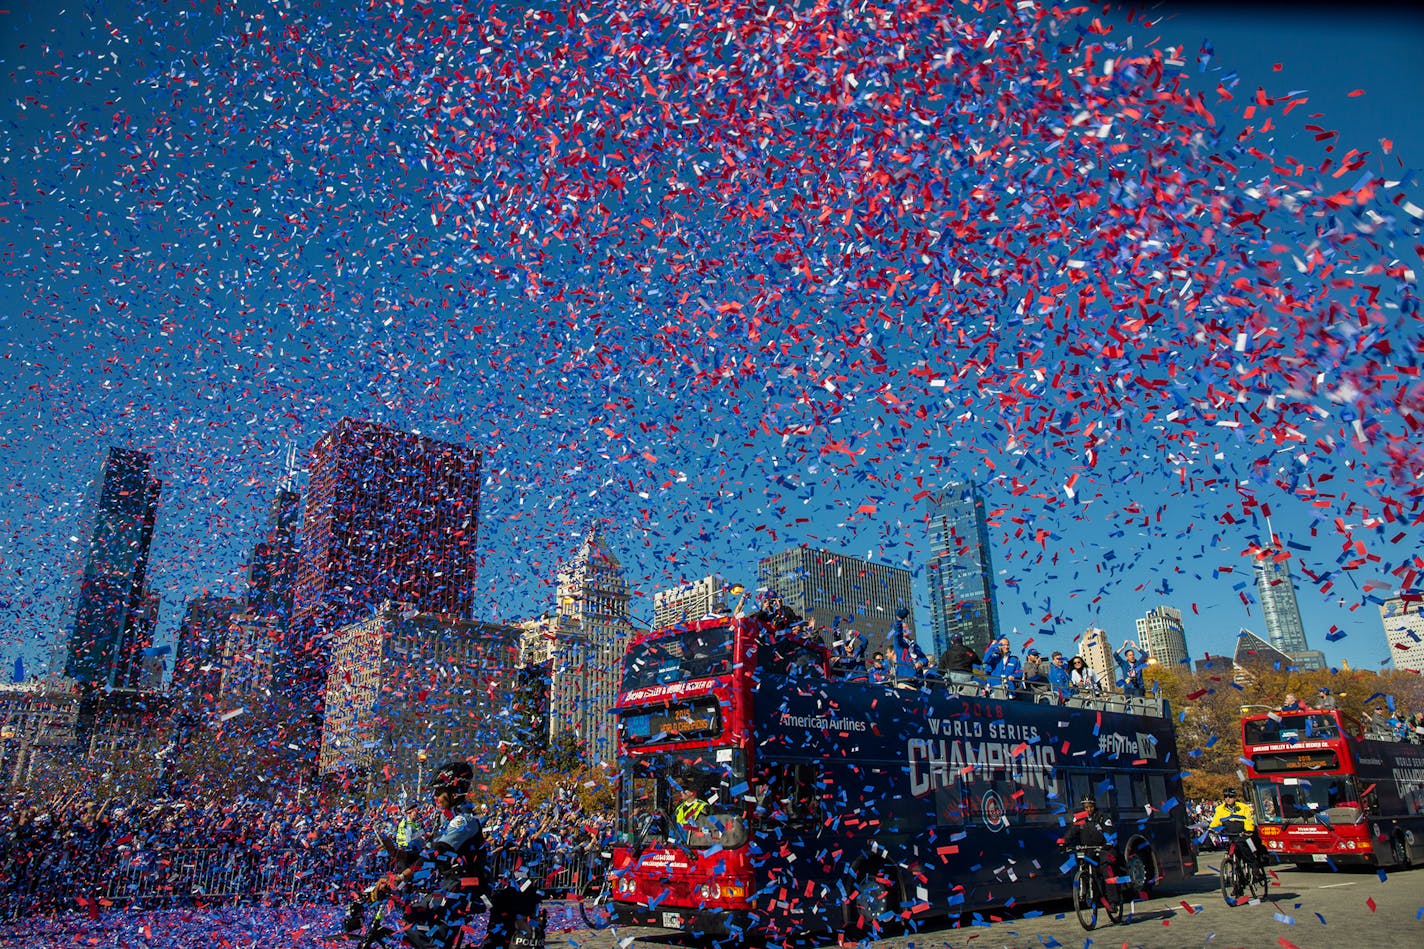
1312, 854, 1328, 863
662, 912, 682, 928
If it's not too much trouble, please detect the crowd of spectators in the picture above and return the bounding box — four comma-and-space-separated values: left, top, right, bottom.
1, 782, 613, 922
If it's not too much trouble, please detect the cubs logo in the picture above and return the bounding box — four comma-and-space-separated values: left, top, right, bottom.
981, 789, 1009, 833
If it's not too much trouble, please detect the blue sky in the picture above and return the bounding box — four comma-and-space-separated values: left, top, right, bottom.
1, 1, 1421, 678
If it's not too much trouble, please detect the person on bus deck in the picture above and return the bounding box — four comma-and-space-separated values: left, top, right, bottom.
1068, 656, 1099, 695
985, 637, 1023, 691
1114, 642, 1148, 699
937, 632, 980, 687
1048, 652, 1072, 700
1279, 693, 1304, 712
1315, 687, 1338, 711
868, 651, 889, 683
1021, 648, 1048, 691
836, 628, 869, 677
1060, 796, 1122, 895
753, 590, 801, 630
893, 617, 929, 683
1208, 789, 1266, 868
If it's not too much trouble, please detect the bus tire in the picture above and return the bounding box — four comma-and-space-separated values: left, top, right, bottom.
850, 860, 903, 935
1123, 837, 1156, 899
1392, 835, 1412, 870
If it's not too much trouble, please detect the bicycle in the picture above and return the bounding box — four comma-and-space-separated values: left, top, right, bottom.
1067, 845, 1123, 931
576, 850, 615, 930
1219, 833, 1269, 906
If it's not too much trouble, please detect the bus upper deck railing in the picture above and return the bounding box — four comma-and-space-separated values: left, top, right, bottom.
830, 667, 1168, 718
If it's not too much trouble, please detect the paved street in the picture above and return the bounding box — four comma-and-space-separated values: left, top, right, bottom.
559, 863, 1424, 949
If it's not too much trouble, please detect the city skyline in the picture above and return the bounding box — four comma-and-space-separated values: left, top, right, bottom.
2, 5, 1422, 685
10, 433, 1419, 682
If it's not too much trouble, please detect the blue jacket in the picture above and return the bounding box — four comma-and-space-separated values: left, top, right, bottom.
894, 635, 928, 679
985, 651, 1023, 686
1049, 662, 1073, 696
1114, 650, 1149, 693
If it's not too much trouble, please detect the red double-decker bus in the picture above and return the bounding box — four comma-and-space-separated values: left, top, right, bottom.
604, 613, 1196, 939
1242, 709, 1424, 869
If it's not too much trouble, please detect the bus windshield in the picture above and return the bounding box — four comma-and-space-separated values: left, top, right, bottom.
622, 751, 748, 851
1244, 713, 1341, 745
1252, 776, 1364, 825
623, 627, 733, 691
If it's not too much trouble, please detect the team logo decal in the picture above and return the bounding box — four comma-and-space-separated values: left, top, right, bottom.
981, 789, 1009, 833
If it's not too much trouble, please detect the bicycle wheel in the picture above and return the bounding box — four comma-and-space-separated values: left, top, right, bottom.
1219, 854, 1243, 905
1073, 864, 1099, 931
578, 893, 614, 930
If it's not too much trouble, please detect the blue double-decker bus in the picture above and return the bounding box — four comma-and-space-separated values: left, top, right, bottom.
607, 614, 1196, 940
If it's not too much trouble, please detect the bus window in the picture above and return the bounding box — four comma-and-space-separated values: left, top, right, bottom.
1275, 776, 1361, 824
1148, 774, 1169, 813
758, 763, 821, 823
1252, 782, 1285, 825
1091, 774, 1115, 812
1119, 775, 1149, 819
1068, 773, 1093, 812
1016, 780, 1054, 825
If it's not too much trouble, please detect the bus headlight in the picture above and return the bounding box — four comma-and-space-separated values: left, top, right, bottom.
696, 883, 722, 899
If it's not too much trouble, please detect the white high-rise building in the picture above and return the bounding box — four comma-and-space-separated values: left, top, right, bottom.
547, 522, 633, 764
1135, 606, 1189, 671
1380, 596, 1424, 673
653, 575, 730, 629
1079, 627, 1116, 691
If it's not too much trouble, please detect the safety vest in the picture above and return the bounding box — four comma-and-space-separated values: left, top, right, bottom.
395, 817, 419, 849
675, 798, 708, 826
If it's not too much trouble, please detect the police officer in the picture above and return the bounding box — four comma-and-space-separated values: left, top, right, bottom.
1209, 788, 1265, 868
370, 761, 491, 949
1062, 795, 1122, 899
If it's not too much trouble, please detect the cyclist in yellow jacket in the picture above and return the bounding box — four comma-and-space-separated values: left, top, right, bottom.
1209, 788, 1265, 867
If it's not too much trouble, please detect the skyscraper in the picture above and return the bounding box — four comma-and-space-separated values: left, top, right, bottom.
925, 481, 1000, 656
319, 603, 524, 794
545, 522, 633, 764
1079, 627, 1115, 690
1379, 596, 1424, 673
1253, 546, 1310, 655
652, 575, 729, 629
1134, 606, 1189, 670
757, 545, 914, 655
62, 448, 163, 690
173, 594, 239, 697
287, 419, 481, 706
246, 487, 301, 628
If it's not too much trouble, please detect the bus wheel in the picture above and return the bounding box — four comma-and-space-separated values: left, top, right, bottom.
1392, 835, 1412, 870
1123, 838, 1155, 899
851, 865, 902, 934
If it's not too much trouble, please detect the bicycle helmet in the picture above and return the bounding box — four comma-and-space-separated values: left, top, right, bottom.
1080, 795, 1097, 808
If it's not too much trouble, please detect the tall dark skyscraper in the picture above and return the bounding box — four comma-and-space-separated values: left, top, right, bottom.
925, 480, 1000, 657
286, 419, 482, 706
62, 448, 163, 689
246, 487, 302, 627
1254, 545, 1310, 655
